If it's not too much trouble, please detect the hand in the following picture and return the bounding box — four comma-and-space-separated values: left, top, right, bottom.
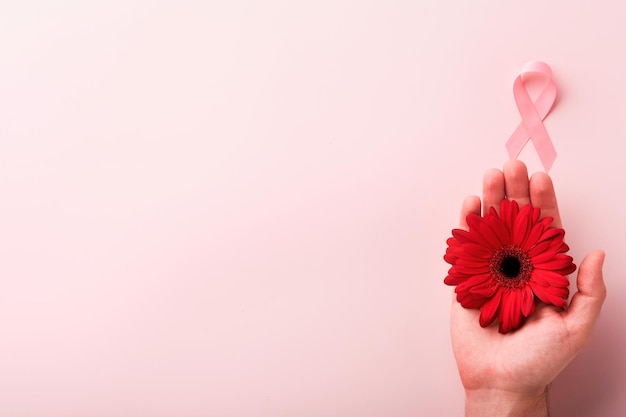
450, 161, 607, 417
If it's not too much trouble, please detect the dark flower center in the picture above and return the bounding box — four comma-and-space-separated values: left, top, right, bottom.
500, 256, 521, 278
490, 245, 533, 288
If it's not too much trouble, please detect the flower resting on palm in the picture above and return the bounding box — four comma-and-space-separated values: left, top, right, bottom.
444, 199, 576, 334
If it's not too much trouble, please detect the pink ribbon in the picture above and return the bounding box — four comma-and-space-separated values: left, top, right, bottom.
505, 61, 557, 172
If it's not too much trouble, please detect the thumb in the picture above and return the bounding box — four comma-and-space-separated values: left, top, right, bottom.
565, 250, 607, 353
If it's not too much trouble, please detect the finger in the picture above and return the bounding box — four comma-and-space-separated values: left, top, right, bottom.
459, 195, 481, 230
482, 168, 505, 215
529, 171, 562, 228
565, 250, 607, 353
503, 160, 530, 207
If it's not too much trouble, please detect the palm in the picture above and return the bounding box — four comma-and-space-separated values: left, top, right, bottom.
452, 300, 572, 395
449, 161, 606, 398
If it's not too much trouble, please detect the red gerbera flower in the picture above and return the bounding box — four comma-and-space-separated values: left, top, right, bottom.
444, 199, 576, 333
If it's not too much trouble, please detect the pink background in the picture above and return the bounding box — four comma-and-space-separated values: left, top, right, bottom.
1, 1, 624, 416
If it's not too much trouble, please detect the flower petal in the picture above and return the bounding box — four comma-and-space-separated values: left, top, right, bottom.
479, 290, 503, 327
452, 229, 473, 244
456, 257, 491, 268
486, 213, 511, 244
462, 243, 494, 259
521, 285, 536, 317
530, 206, 541, 224
512, 204, 533, 246
450, 264, 491, 275
529, 281, 568, 308
528, 240, 553, 258
467, 215, 502, 249
469, 280, 500, 297
522, 222, 544, 251
500, 199, 519, 234
534, 254, 575, 272
498, 290, 523, 333
531, 249, 561, 265
536, 227, 563, 244
457, 289, 489, 309
531, 269, 570, 288
444, 274, 465, 286
555, 242, 570, 253
456, 272, 493, 293
443, 253, 458, 264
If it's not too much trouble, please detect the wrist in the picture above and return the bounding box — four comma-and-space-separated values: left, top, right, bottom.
464, 388, 549, 417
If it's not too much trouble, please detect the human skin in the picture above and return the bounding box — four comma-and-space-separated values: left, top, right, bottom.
450, 160, 607, 417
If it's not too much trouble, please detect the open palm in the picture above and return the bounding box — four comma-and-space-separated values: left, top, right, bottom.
450, 161, 606, 414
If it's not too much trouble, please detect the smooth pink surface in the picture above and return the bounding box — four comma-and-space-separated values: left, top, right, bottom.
1, 2, 624, 416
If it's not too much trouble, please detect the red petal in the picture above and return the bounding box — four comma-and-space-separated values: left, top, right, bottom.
538, 216, 553, 229
489, 205, 500, 219
469, 280, 499, 297
500, 200, 519, 234
521, 286, 536, 317
452, 229, 473, 244
478, 223, 505, 249
529, 282, 568, 307
446, 244, 464, 256
537, 227, 564, 244
522, 222, 544, 251
479, 290, 502, 327
457, 290, 488, 309
550, 286, 569, 298
486, 214, 511, 244
528, 240, 552, 258
531, 206, 541, 223
498, 290, 523, 333
534, 254, 575, 271
456, 257, 491, 268
557, 263, 577, 276
531, 251, 558, 265
444, 274, 464, 285
446, 269, 473, 281
463, 243, 494, 259
512, 204, 533, 246
451, 264, 491, 275
445, 246, 463, 261
456, 272, 493, 293
443, 253, 458, 264
556, 242, 570, 253
467, 215, 502, 250
531, 269, 570, 288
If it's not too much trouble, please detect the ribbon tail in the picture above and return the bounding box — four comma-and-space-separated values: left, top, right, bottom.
531, 133, 557, 172
521, 112, 557, 172
506, 123, 530, 160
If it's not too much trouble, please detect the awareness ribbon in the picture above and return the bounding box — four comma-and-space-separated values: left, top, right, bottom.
505, 61, 557, 172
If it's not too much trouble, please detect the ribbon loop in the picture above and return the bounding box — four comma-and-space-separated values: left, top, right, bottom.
505, 61, 558, 172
